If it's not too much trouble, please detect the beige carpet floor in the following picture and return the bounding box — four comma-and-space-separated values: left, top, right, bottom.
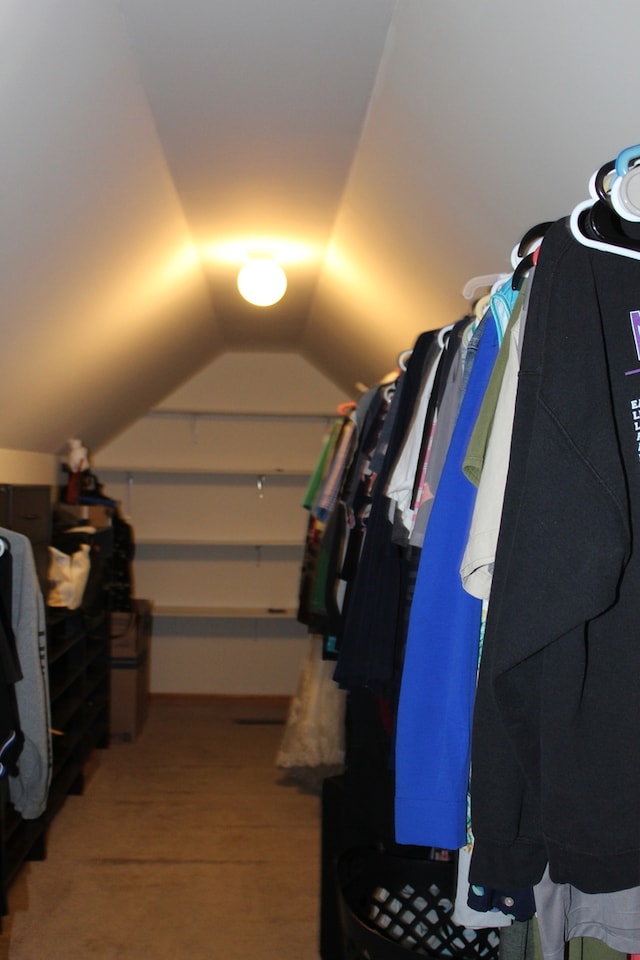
0, 697, 322, 960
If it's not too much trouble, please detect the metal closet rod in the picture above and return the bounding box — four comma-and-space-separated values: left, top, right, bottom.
146, 409, 334, 423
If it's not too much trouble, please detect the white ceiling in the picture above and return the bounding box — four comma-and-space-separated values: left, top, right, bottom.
2, 0, 640, 454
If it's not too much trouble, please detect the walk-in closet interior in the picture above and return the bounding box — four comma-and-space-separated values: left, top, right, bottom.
2, 1, 640, 958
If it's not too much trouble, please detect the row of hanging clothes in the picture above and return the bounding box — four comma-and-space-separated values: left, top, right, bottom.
278, 144, 640, 960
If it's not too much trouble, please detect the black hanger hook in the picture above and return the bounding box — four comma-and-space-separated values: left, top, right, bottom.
517, 221, 554, 259
594, 160, 616, 203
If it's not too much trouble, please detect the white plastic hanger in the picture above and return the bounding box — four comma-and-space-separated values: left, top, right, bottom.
569, 201, 640, 262
437, 323, 455, 349
397, 349, 413, 371
569, 148, 640, 262
473, 293, 492, 321
461, 273, 509, 300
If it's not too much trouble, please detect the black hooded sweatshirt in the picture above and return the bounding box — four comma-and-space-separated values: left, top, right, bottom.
470, 217, 640, 895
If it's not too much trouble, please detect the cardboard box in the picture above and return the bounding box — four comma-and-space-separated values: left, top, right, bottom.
110, 650, 150, 743
60, 503, 113, 529
110, 611, 139, 657
110, 599, 154, 658
135, 598, 153, 649
110, 599, 153, 742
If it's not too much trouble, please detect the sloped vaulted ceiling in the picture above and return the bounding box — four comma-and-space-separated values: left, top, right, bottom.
2, 0, 640, 454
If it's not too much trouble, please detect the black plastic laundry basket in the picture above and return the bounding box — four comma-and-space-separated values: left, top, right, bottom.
336, 847, 501, 960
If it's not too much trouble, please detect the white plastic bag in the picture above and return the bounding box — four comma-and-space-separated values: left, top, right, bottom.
47, 543, 91, 609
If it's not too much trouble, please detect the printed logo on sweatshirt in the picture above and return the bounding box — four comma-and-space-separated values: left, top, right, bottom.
625, 311, 640, 377
630, 398, 640, 459
630, 310, 640, 361
624, 314, 640, 459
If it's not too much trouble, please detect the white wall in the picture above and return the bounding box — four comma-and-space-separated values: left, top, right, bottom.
0, 450, 57, 487
95, 351, 348, 696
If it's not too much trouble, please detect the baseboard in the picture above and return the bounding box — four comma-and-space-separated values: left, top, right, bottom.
149, 692, 291, 707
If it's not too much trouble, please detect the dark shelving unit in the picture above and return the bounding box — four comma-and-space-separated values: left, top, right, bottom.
0, 486, 111, 918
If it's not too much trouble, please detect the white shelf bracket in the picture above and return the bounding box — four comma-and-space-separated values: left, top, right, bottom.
126, 471, 134, 517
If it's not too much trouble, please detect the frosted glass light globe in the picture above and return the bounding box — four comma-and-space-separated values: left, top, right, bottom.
237, 259, 287, 306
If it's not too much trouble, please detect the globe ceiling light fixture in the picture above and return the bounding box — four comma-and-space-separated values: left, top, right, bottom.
237, 256, 288, 307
